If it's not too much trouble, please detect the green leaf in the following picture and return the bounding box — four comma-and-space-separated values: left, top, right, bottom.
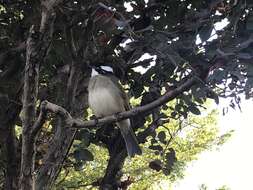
149, 145, 163, 151
151, 138, 158, 145
75, 129, 91, 147
162, 148, 177, 175
165, 149, 176, 166
199, 23, 213, 42
157, 131, 166, 143
228, 82, 236, 90
210, 69, 227, 83
175, 104, 181, 112
74, 149, 94, 162
131, 82, 144, 98
162, 168, 171, 176
216, 130, 234, 146
171, 111, 177, 118
207, 90, 219, 104
73, 162, 84, 171
188, 105, 201, 115
149, 159, 162, 171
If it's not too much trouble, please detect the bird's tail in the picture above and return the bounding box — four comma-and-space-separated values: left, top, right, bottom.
117, 119, 142, 157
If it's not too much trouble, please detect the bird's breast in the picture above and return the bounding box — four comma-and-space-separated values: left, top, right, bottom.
88, 87, 124, 117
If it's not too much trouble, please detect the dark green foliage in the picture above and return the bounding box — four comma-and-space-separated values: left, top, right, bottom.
73, 149, 94, 162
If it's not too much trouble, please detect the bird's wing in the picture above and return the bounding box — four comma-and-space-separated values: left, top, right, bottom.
109, 75, 131, 111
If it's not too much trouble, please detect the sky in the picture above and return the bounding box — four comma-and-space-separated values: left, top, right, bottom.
173, 98, 253, 190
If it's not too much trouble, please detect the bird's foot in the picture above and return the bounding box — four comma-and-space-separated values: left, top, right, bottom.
114, 112, 123, 122
90, 115, 101, 126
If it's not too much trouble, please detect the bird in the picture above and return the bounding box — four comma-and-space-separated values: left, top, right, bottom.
88, 66, 142, 157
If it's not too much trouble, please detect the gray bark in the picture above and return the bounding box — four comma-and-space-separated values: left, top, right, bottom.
35, 63, 90, 190
19, 1, 61, 189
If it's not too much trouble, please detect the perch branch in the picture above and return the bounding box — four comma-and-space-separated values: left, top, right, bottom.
35, 76, 197, 131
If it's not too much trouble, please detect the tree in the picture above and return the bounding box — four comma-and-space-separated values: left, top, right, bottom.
217, 185, 231, 190
54, 107, 229, 190
199, 184, 208, 190
199, 184, 231, 190
0, 0, 252, 189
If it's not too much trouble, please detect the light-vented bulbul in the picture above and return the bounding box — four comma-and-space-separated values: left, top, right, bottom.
88, 67, 142, 157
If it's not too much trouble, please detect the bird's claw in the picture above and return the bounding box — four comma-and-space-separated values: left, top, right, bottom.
114, 112, 122, 122
91, 115, 100, 126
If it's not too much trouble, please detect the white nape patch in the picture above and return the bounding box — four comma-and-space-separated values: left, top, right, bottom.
101, 66, 113, 72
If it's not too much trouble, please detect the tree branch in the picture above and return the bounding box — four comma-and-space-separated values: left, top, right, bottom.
31, 103, 48, 137
35, 30, 91, 190
35, 76, 197, 131
76, 76, 197, 128
19, 0, 64, 189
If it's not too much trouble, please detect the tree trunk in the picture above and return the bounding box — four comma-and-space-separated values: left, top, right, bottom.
100, 151, 127, 190
100, 134, 128, 190
4, 125, 19, 190
0, 103, 21, 190
35, 63, 90, 190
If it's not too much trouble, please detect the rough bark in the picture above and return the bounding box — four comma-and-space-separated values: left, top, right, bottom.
35, 11, 93, 188
4, 123, 19, 190
101, 151, 127, 190
19, 26, 41, 190
19, 1, 61, 189
0, 37, 24, 190
35, 120, 76, 190
35, 63, 90, 190
100, 135, 127, 190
